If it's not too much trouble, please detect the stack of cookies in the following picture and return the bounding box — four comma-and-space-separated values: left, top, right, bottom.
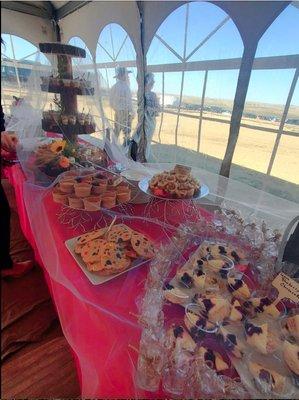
149, 164, 200, 199
52, 171, 132, 210
74, 224, 155, 275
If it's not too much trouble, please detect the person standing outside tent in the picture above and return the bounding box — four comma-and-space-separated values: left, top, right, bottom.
109, 67, 134, 146
144, 72, 160, 159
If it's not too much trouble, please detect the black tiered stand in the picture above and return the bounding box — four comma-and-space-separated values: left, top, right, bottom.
39, 42, 96, 143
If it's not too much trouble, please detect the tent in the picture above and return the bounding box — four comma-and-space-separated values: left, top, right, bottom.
1, 2, 299, 398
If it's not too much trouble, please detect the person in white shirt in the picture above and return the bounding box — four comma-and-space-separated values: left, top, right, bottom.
144, 73, 160, 159
109, 67, 133, 145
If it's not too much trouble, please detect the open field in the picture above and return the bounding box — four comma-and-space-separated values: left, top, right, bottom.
2, 85, 299, 202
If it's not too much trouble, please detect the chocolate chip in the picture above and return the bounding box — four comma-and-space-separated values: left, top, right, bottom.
204, 349, 215, 364
105, 260, 112, 266
181, 272, 193, 288
220, 267, 229, 279
202, 298, 213, 313
259, 369, 271, 384
228, 278, 243, 292
227, 333, 237, 345
197, 259, 203, 266
245, 321, 263, 336
219, 246, 227, 255
196, 269, 204, 277
231, 251, 240, 263
164, 283, 174, 290
173, 326, 184, 338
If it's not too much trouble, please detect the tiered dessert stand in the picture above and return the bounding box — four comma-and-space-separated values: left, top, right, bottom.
39, 42, 96, 143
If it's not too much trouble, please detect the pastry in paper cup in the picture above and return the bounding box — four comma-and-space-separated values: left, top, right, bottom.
52, 189, 69, 205
68, 196, 84, 209
83, 196, 101, 211
59, 180, 74, 194
117, 189, 131, 203
101, 194, 116, 209
74, 183, 92, 198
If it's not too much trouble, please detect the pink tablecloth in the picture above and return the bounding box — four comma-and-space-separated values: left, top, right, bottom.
4, 164, 211, 397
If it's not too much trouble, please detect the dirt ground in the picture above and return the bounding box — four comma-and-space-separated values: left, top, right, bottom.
2, 85, 299, 198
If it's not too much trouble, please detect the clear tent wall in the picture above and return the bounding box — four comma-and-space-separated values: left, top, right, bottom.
1, 1, 298, 205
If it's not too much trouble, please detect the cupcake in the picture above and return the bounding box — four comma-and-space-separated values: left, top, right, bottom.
101, 193, 116, 209
74, 183, 92, 198
117, 189, 131, 203
68, 196, 84, 209
75, 176, 93, 184
59, 180, 75, 194
83, 196, 101, 211
61, 115, 69, 125
68, 115, 76, 125
52, 190, 69, 205
91, 183, 105, 195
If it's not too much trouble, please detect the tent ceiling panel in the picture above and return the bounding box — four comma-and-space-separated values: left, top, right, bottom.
59, 1, 141, 59
1, 8, 55, 45
141, 1, 290, 52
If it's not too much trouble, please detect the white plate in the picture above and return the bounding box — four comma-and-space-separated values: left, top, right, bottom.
65, 235, 149, 285
138, 177, 209, 200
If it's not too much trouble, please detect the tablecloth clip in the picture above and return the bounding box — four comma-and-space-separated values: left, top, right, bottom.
276, 215, 299, 274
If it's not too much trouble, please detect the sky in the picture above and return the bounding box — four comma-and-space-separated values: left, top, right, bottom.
2, 2, 299, 107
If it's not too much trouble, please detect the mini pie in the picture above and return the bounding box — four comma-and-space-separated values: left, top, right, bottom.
219, 326, 244, 358
166, 325, 196, 353
227, 277, 251, 299
248, 361, 286, 394
163, 283, 189, 305
283, 341, 299, 376
229, 299, 244, 322
197, 346, 229, 372
245, 321, 281, 354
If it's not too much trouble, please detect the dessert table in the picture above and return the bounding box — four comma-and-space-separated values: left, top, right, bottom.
4, 162, 212, 397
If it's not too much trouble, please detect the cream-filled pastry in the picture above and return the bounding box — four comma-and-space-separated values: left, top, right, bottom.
283, 341, 299, 376
219, 326, 244, 358
248, 361, 286, 394
197, 346, 229, 372
227, 277, 251, 299
163, 283, 189, 305
245, 321, 281, 354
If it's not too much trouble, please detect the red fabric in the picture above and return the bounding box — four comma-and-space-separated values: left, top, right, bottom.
3, 164, 211, 397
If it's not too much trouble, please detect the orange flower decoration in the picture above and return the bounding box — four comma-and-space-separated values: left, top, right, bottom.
50, 140, 66, 153
59, 156, 70, 169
